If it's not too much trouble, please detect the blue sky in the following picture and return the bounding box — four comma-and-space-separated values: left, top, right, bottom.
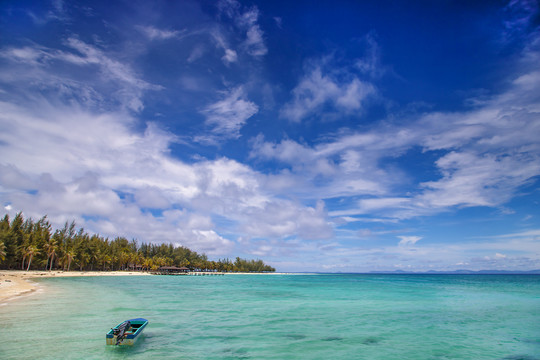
1, 0, 539, 272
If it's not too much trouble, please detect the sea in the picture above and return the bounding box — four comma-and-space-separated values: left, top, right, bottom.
1, 274, 539, 360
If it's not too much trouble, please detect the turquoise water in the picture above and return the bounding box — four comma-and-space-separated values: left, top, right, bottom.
1, 274, 539, 359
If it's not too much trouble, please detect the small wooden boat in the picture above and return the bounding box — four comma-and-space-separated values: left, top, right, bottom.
106, 318, 148, 345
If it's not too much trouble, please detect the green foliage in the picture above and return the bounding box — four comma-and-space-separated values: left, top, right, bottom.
233, 257, 275, 272
0, 213, 275, 273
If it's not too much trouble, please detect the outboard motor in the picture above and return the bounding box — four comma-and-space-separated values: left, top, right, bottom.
112, 320, 131, 345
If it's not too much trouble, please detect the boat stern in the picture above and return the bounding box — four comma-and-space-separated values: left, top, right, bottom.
106, 318, 148, 346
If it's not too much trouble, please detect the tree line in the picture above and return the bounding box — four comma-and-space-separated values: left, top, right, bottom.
0, 213, 275, 273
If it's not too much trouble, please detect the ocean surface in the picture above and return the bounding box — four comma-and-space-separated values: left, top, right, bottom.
1, 274, 539, 359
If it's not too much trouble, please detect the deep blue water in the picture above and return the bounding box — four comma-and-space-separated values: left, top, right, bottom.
1, 274, 539, 359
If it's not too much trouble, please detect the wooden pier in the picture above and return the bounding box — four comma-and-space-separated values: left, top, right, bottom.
152, 266, 226, 276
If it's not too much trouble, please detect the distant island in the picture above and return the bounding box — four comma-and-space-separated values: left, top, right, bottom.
0, 213, 275, 273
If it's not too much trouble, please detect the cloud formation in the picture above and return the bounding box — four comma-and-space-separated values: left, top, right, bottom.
138, 26, 183, 40
0, 96, 332, 254
218, 0, 267, 57
197, 87, 259, 144
0, 38, 160, 112
256, 44, 540, 222
281, 63, 376, 122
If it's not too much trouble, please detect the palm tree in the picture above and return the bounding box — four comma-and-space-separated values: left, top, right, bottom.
20, 245, 28, 270
0, 241, 6, 262
24, 245, 40, 271
49, 247, 57, 271
118, 251, 129, 271
90, 249, 101, 271
43, 238, 58, 271
142, 258, 153, 271
64, 250, 76, 271
101, 254, 111, 271
77, 251, 89, 271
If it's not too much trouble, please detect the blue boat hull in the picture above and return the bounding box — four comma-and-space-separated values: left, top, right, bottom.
106, 318, 148, 345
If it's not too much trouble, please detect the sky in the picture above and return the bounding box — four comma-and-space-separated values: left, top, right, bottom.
0, 0, 539, 272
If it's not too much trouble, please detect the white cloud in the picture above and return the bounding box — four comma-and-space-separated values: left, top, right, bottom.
250, 132, 399, 200
0, 94, 332, 254
191, 230, 234, 255
138, 26, 183, 40
419, 150, 540, 209
197, 87, 258, 144
355, 33, 383, 77
281, 65, 375, 122
243, 18, 267, 56
0, 40, 161, 112
241, 200, 333, 240
358, 198, 413, 213
398, 236, 422, 246
134, 186, 171, 209
217, 0, 267, 58
222, 48, 238, 64
497, 229, 540, 238
26, 0, 69, 25
255, 43, 540, 221
187, 45, 206, 63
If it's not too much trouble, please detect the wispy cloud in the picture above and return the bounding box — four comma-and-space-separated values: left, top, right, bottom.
197, 87, 258, 144
26, 0, 70, 25
502, 0, 539, 43
138, 25, 184, 40
280, 61, 376, 122
0, 38, 161, 112
398, 236, 422, 246
222, 48, 238, 64
217, 0, 267, 57
241, 9, 267, 56
255, 43, 540, 221
355, 32, 386, 78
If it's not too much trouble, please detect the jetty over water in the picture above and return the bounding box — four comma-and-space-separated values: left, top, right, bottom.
153, 266, 225, 276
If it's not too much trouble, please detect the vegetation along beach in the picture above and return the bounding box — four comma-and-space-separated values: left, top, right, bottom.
1, 0, 540, 359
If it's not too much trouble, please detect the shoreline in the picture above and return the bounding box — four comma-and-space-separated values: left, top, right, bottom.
0, 270, 153, 304
0, 270, 295, 304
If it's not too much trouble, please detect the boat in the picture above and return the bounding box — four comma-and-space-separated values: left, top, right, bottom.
106, 318, 148, 345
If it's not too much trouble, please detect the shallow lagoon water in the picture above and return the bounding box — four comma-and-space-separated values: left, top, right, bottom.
1, 274, 539, 359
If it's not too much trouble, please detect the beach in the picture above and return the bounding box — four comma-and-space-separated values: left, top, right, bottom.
0, 270, 152, 304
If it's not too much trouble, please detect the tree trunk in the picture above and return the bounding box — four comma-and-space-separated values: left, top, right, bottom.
26, 255, 33, 271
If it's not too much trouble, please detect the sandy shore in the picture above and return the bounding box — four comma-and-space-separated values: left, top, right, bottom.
0, 270, 152, 304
